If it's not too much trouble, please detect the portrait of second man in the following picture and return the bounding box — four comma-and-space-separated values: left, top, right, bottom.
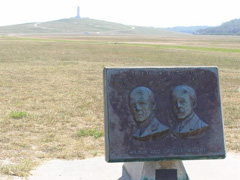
172, 85, 209, 138
129, 86, 169, 141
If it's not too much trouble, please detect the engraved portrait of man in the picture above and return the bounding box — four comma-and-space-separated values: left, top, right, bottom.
129, 86, 169, 141
172, 85, 209, 137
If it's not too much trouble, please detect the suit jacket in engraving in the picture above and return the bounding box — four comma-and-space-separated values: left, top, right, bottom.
133, 116, 169, 141
173, 113, 209, 137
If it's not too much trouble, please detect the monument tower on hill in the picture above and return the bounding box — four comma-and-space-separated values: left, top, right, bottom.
76, 6, 80, 19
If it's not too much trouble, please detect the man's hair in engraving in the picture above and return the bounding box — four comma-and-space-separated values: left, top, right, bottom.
130, 86, 156, 108
172, 85, 197, 108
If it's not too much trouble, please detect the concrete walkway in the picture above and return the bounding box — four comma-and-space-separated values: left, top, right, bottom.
28, 152, 240, 180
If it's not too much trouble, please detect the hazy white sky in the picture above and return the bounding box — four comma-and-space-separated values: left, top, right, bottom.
0, 0, 240, 27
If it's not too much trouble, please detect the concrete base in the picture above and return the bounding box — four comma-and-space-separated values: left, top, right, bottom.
27, 153, 240, 180
121, 161, 188, 180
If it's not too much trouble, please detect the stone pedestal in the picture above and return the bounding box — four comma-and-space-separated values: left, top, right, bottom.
120, 161, 189, 180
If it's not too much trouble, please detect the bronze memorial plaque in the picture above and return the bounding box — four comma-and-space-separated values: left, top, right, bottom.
104, 67, 225, 162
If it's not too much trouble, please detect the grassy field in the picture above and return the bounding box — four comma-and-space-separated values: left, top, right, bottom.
0, 34, 239, 178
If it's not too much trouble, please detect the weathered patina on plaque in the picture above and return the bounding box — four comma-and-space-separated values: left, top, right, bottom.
104, 67, 225, 162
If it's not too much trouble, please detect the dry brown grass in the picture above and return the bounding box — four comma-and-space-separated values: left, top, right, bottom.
0, 35, 239, 178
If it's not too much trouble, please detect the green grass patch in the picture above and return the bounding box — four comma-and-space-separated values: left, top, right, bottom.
77, 129, 104, 139
4, 36, 240, 54
120, 43, 240, 53
10, 111, 28, 119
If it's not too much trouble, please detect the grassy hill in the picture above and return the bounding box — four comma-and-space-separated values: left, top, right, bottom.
0, 18, 182, 36
198, 18, 240, 35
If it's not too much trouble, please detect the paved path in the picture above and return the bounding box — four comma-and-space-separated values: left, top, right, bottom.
34, 22, 65, 32
28, 152, 240, 180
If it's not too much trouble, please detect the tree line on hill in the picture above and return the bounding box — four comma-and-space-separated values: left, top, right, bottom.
197, 18, 240, 35
167, 18, 240, 35
166, 26, 210, 34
